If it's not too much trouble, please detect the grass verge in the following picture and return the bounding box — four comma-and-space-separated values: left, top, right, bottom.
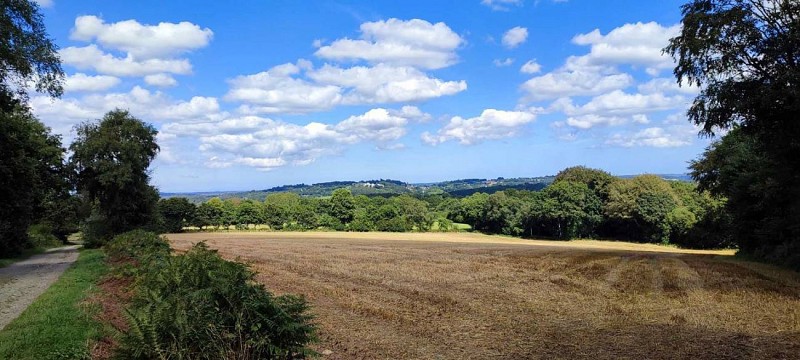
0, 249, 107, 360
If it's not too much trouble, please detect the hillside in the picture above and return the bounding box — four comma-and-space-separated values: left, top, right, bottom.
163, 174, 691, 203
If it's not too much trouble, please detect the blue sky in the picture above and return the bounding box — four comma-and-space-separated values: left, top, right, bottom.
30, 0, 710, 192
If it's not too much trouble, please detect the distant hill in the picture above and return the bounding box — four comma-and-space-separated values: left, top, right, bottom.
164, 174, 692, 203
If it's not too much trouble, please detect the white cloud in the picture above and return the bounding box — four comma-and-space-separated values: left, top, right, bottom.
493, 58, 515, 67
571, 22, 680, 74
60, 45, 192, 77
70, 15, 213, 59
520, 60, 541, 74
520, 22, 681, 103
315, 18, 463, 69
309, 64, 466, 104
64, 73, 120, 92
225, 62, 343, 114
481, 0, 522, 11
334, 108, 409, 143
29, 86, 223, 137
226, 62, 466, 114
560, 90, 688, 117
502, 26, 528, 49
144, 73, 178, 87
422, 109, 536, 145
563, 113, 649, 129
605, 126, 695, 148
522, 70, 633, 101
637, 77, 700, 95
160, 107, 420, 171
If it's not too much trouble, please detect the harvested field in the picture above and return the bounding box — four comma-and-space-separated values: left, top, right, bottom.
168, 232, 800, 360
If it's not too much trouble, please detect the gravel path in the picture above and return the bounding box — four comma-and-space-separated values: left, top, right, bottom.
0, 246, 81, 331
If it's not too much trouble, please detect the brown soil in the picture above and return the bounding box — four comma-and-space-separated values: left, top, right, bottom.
168, 232, 800, 360
88, 274, 133, 360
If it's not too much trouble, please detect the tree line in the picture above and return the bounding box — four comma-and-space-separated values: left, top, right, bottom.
163, 166, 729, 249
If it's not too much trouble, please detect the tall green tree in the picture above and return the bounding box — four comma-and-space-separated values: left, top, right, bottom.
158, 197, 196, 233
0, 0, 64, 104
0, 107, 67, 255
666, 0, 800, 268
329, 188, 356, 224
70, 109, 160, 244
0, 0, 66, 256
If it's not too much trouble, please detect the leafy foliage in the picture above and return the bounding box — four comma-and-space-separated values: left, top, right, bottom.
115, 240, 316, 360
157, 197, 196, 233
667, 0, 800, 268
0, 0, 64, 101
0, 107, 69, 256
70, 110, 160, 245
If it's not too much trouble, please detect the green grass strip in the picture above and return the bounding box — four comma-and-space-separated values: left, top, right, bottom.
0, 249, 107, 360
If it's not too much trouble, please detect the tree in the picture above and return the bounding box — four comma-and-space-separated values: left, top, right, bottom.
604, 175, 681, 242
521, 182, 602, 239
392, 195, 434, 232
554, 166, 617, 200
158, 197, 196, 233
234, 200, 261, 228
0, 107, 68, 256
0, 0, 66, 257
70, 109, 160, 244
0, 0, 64, 104
666, 0, 800, 268
634, 191, 678, 244
195, 198, 224, 230
329, 188, 356, 224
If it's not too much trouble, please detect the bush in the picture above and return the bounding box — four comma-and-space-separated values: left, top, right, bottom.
27, 223, 62, 248
117, 243, 316, 359
81, 213, 114, 248
104, 230, 171, 265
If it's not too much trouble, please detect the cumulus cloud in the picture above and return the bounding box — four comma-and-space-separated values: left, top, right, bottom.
605, 126, 695, 148
225, 61, 343, 113
70, 15, 213, 59
30, 86, 223, 137
64, 73, 120, 92
522, 70, 633, 101
557, 90, 688, 117
502, 26, 528, 49
160, 107, 422, 171
60, 16, 211, 82
520, 60, 541, 74
521, 22, 680, 102
315, 18, 463, 69
144, 73, 178, 87
637, 77, 700, 95
493, 58, 515, 67
60, 45, 192, 77
422, 109, 536, 145
562, 113, 649, 129
226, 61, 466, 114
571, 22, 680, 74
481, 0, 522, 11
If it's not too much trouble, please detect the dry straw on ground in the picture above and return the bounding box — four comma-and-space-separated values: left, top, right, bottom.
168, 232, 800, 360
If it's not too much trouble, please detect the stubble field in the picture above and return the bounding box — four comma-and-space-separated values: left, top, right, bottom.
167, 232, 800, 360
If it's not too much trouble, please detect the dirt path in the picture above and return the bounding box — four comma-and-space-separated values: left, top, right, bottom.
0, 246, 81, 331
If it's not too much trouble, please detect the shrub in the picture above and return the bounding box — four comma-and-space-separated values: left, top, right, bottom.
81, 213, 114, 248
117, 242, 316, 360
27, 223, 62, 248
104, 230, 171, 265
